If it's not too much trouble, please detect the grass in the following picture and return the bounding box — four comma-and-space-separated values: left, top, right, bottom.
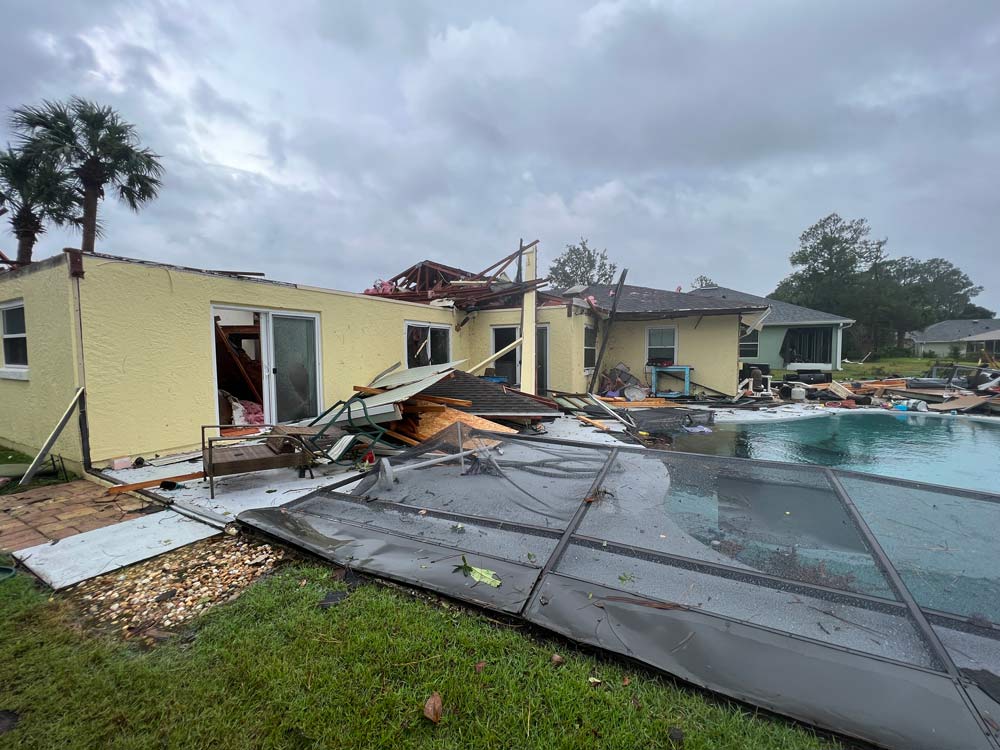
774, 355, 983, 381
0, 562, 837, 750
0, 445, 75, 494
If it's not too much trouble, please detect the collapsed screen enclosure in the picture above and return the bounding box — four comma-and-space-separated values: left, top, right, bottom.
241, 425, 1000, 750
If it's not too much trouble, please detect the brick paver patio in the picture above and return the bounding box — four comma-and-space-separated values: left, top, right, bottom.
0, 480, 159, 552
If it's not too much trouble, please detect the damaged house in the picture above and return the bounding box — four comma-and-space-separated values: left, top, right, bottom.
1, 248, 766, 472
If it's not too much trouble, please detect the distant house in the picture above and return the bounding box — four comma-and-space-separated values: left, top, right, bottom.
908, 319, 1000, 357
690, 286, 854, 371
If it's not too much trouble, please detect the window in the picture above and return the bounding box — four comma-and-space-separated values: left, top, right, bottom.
646, 327, 676, 364
739, 328, 759, 358
583, 325, 597, 369
1, 302, 27, 367
406, 323, 450, 368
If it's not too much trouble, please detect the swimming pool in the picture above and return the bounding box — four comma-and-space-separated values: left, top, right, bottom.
671, 411, 1000, 494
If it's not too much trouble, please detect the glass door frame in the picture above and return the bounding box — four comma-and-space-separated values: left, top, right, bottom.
210, 305, 323, 425
490, 323, 549, 392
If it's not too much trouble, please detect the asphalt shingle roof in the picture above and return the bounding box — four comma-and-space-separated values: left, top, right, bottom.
689, 286, 853, 325
578, 284, 767, 316
420, 370, 560, 417
910, 319, 1000, 343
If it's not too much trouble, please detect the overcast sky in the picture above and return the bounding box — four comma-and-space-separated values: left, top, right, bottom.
3, 1, 998, 310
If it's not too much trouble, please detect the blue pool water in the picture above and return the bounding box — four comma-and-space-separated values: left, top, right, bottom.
671, 412, 1000, 494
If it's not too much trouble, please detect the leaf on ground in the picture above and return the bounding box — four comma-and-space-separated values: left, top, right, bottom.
622, 676, 631, 686
474, 661, 485, 674
452, 556, 501, 588
550, 653, 565, 667
423, 691, 443, 724
588, 677, 602, 687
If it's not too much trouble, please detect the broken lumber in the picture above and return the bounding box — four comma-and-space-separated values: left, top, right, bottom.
107, 471, 206, 495
576, 415, 610, 431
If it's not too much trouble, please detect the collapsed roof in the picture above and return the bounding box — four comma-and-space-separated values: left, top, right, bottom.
240, 426, 1000, 750
364, 246, 560, 311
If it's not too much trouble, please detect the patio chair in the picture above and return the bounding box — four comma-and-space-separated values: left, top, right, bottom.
201, 424, 318, 499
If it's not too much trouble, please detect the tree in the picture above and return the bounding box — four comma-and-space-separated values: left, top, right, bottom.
0, 147, 78, 264
691, 275, 717, 289
11, 97, 163, 254
772, 213, 991, 355
959, 302, 996, 319
547, 238, 617, 288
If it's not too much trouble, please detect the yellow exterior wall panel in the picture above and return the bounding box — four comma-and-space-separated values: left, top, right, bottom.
0, 255, 84, 465
601, 315, 740, 395
77, 258, 466, 463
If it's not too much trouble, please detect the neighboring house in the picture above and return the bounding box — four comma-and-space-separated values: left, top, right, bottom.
908, 319, 1000, 357
1, 251, 762, 472
690, 286, 854, 370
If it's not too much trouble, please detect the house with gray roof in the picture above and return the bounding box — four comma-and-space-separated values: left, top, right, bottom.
690, 286, 854, 371
908, 319, 1000, 357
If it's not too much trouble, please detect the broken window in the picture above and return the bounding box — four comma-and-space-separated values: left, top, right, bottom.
1, 301, 27, 367
646, 326, 676, 364
406, 323, 450, 368
583, 325, 597, 368
739, 328, 759, 358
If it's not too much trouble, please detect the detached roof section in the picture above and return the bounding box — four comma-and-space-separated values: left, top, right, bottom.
911, 319, 1000, 343
364, 246, 561, 311
572, 283, 768, 319
690, 286, 854, 325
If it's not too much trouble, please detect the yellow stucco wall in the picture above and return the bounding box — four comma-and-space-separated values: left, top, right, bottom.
76, 257, 467, 463
601, 315, 741, 395
462, 305, 591, 393
0, 255, 84, 466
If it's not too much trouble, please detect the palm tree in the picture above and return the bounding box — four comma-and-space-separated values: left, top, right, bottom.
11, 97, 163, 254
0, 148, 78, 264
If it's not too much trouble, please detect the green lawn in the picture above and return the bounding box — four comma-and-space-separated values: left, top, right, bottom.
0, 445, 74, 494
0, 562, 837, 750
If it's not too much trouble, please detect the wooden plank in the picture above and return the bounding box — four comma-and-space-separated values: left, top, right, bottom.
928, 395, 995, 413
828, 381, 855, 399
381, 428, 421, 446
107, 471, 206, 495
411, 394, 474, 408
576, 414, 610, 431
401, 403, 446, 413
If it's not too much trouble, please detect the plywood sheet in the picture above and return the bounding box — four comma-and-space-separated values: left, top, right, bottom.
415, 407, 516, 441
928, 395, 995, 412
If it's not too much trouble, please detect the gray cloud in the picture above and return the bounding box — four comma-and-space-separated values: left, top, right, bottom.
1, 0, 998, 311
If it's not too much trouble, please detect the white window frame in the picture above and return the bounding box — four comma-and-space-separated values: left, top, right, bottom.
1, 299, 29, 379
645, 325, 677, 364
739, 327, 760, 359
583, 324, 597, 371
404, 321, 452, 368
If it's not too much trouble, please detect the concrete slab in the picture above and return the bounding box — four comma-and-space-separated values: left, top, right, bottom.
13, 511, 219, 589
